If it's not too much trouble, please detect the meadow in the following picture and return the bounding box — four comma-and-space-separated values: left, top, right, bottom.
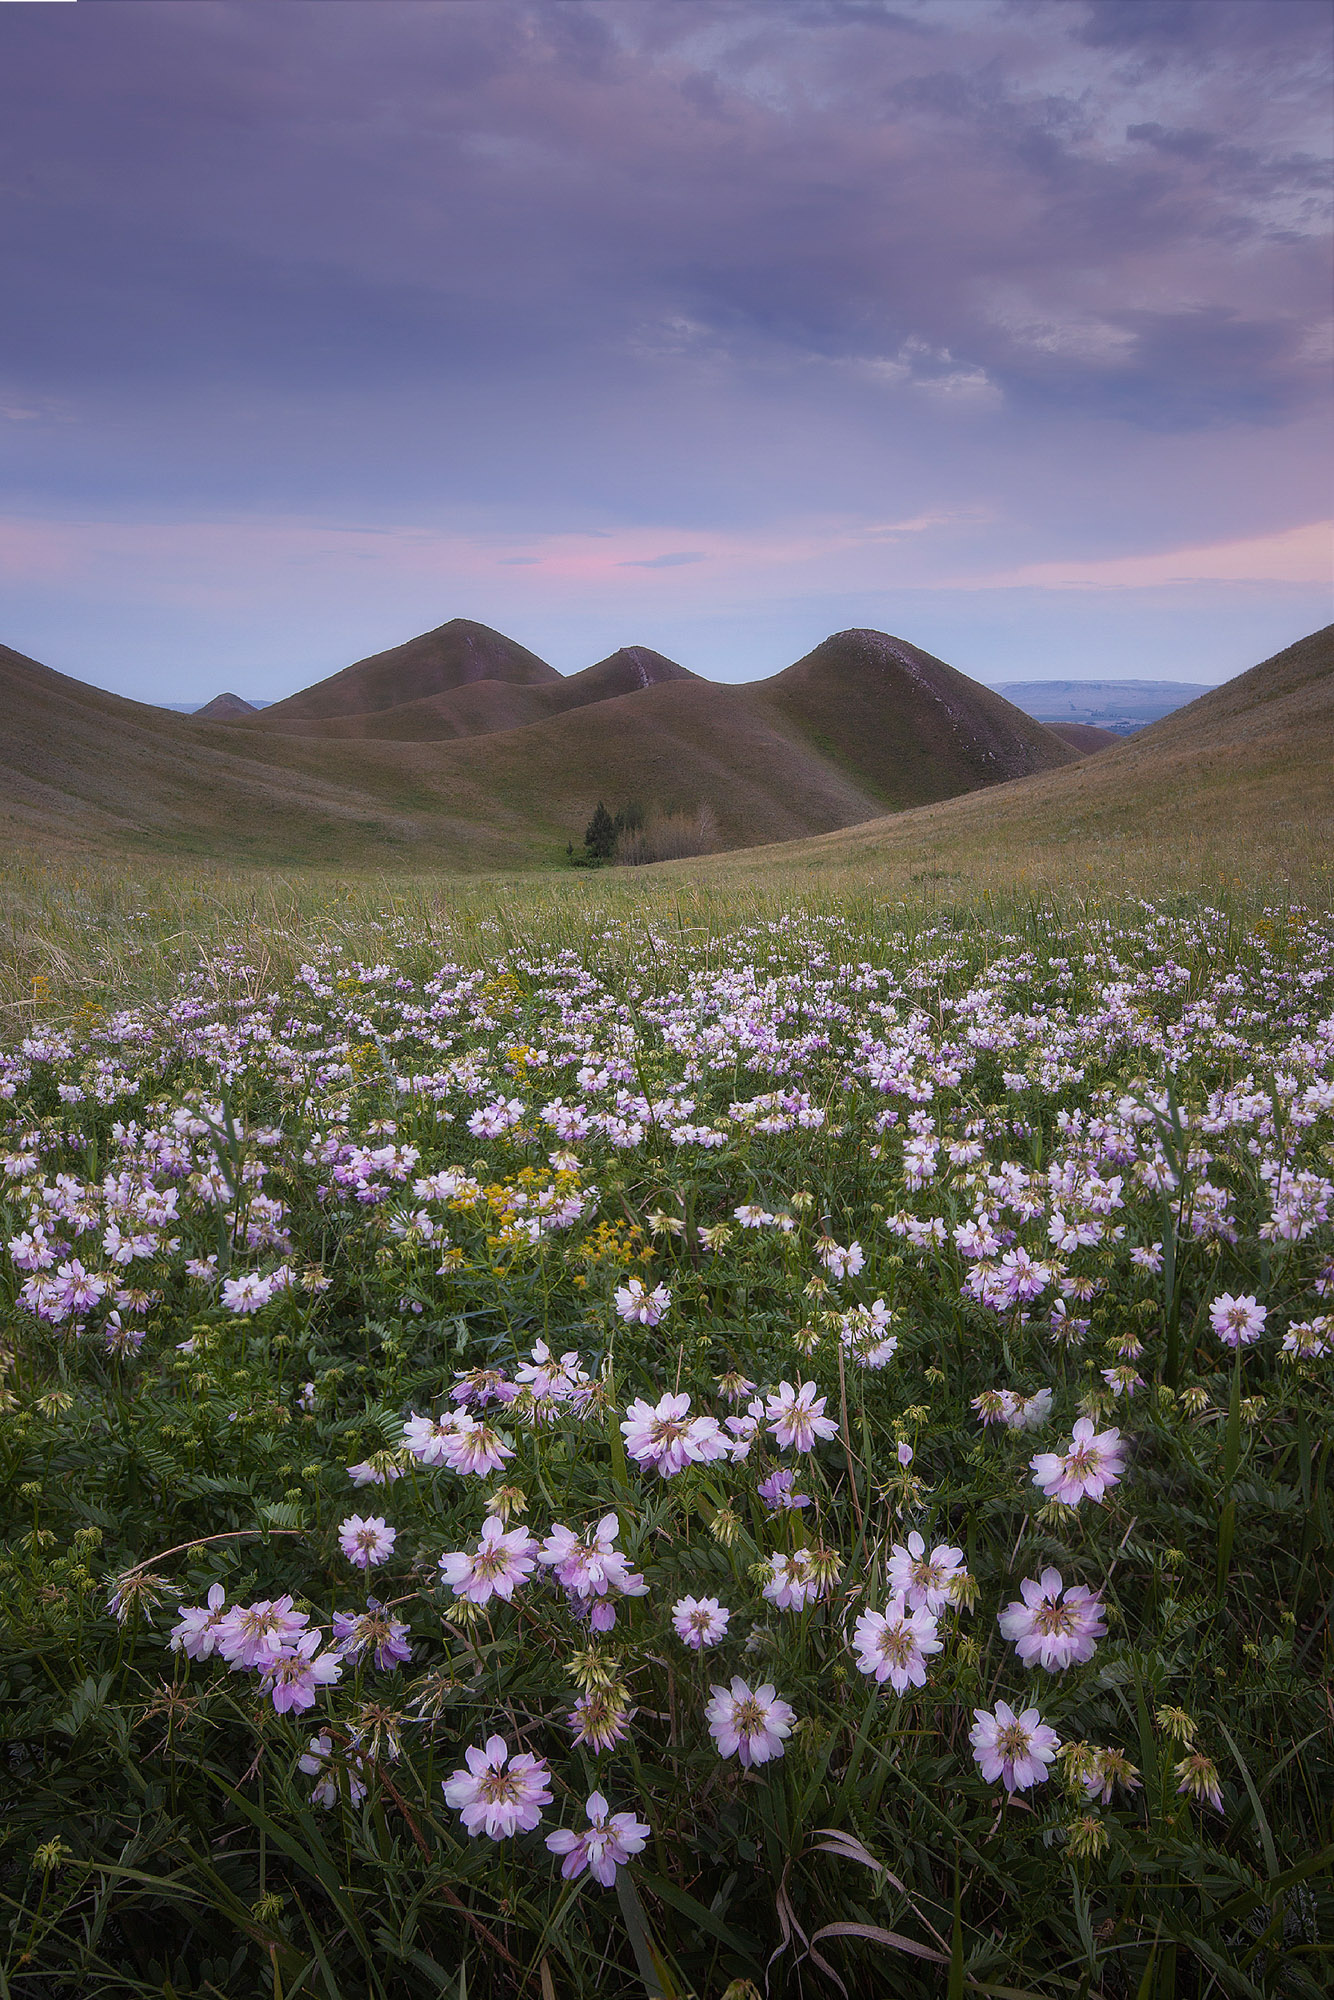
1, 858, 1331, 1999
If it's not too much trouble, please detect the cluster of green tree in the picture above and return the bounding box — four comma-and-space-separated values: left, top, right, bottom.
566, 800, 644, 866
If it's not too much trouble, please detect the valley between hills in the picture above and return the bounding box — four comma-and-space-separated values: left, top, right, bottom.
0, 618, 1330, 892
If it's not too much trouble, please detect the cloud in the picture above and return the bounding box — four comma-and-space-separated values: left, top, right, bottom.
618, 551, 708, 568
964, 520, 1334, 591
0, 0, 1327, 693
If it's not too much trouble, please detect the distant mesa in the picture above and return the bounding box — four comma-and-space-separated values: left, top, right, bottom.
194, 691, 258, 719
998, 679, 1217, 736
1047, 721, 1119, 753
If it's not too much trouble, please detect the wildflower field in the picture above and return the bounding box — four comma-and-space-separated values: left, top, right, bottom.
1, 886, 1331, 1999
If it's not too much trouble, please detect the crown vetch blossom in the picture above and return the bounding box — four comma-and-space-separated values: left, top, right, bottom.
1174, 1751, 1224, 1812
706, 1677, 795, 1767
441, 1735, 552, 1839
402, 1409, 463, 1465
620, 1392, 728, 1477
613, 1278, 671, 1325
1031, 1418, 1125, 1505
347, 1457, 403, 1486
761, 1549, 823, 1613
1208, 1293, 1267, 1348
299, 1731, 368, 1808
538, 1514, 647, 1629
765, 1380, 839, 1452
886, 1531, 968, 1615
970, 1701, 1060, 1793
261, 1629, 344, 1714
338, 1515, 397, 1569
332, 1601, 413, 1671
567, 1686, 633, 1750
997, 1568, 1106, 1671
973, 1386, 1053, 1431
757, 1467, 810, 1513
816, 1237, 864, 1281
672, 1595, 730, 1648
169, 1583, 228, 1661
546, 1792, 650, 1886
437, 1412, 515, 1476
438, 1517, 538, 1606
215, 1595, 310, 1672
851, 1595, 942, 1692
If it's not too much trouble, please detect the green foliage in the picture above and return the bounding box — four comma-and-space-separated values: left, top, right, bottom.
0, 893, 1331, 1997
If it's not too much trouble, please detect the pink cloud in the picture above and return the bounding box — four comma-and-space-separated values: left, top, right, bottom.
962, 520, 1333, 591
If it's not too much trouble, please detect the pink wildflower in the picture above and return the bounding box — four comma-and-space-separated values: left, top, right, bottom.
761, 1549, 823, 1613
672, 1595, 730, 1648
299, 1731, 368, 1808
1031, 1419, 1125, 1505
169, 1583, 229, 1661
338, 1515, 397, 1569
816, 1238, 864, 1281
1209, 1293, 1267, 1348
997, 1568, 1106, 1671
402, 1410, 463, 1464
546, 1792, 650, 1886
441, 1735, 552, 1839
261, 1629, 344, 1714
765, 1380, 839, 1452
438, 1517, 538, 1605
567, 1688, 632, 1750
215, 1595, 309, 1671
850, 1595, 942, 1693
886, 1531, 968, 1614
969, 1701, 1060, 1793
438, 1412, 514, 1477
705, 1677, 795, 1767
537, 1514, 647, 1629
613, 1278, 671, 1325
620, 1393, 728, 1478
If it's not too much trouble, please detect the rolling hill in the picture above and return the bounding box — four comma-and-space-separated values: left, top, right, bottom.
257, 617, 559, 725
691, 624, 1334, 891
194, 692, 258, 719
242, 644, 700, 743
0, 623, 1076, 865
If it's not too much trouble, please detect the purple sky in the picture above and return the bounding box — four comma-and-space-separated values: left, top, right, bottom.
1, 0, 1330, 702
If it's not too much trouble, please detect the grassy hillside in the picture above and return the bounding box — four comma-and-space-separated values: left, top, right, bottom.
690, 622, 1334, 895
752, 628, 1074, 806
251, 645, 700, 743
257, 616, 559, 724
1, 624, 1329, 1017
0, 624, 1076, 865
1048, 721, 1118, 753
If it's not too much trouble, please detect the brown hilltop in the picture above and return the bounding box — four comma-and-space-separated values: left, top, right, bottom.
258, 617, 559, 725
0, 612, 1168, 870
248, 642, 699, 743
193, 691, 257, 719
750, 628, 1072, 806
694, 623, 1334, 888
